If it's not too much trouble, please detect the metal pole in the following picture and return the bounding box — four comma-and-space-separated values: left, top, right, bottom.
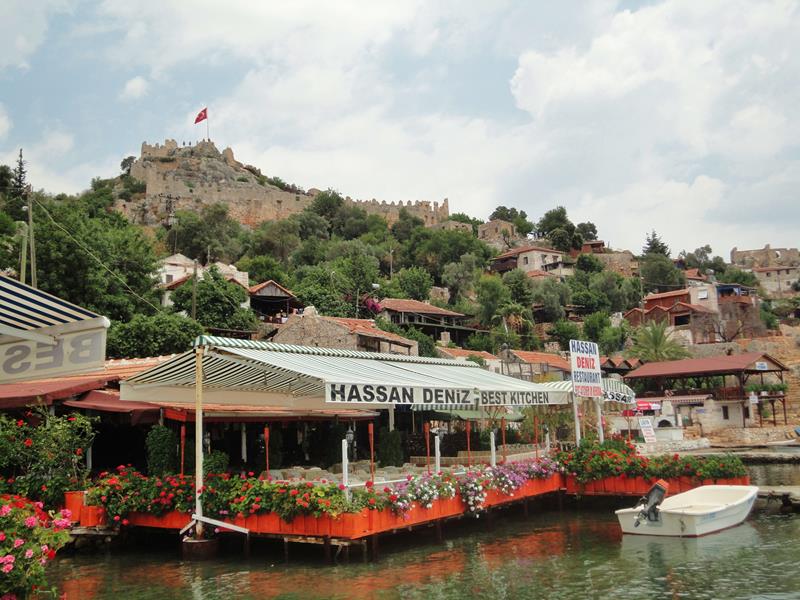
434, 433, 441, 473
341, 439, 350, 500
26, 187, 37, 289
596, 399, 604, 443
388, 406, 395, 432
194, 346, 205, 536
572, 393, 582, 445
368, 423, 375, 483
466, 421, 472, 467
191, 260, 198, 320
424, 422, 431, 474
241, 423, 247, 464
180, 424, 186, 476
264, 426, 270, 474
18, 224, 27, 284
489, 431, 496, 467
501, 418, 507, 464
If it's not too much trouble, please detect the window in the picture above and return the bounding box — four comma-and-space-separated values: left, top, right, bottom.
722, 406, 729, 420
165, 274, 173, 283
523, 256, 529, 265
698, 289, 708, 300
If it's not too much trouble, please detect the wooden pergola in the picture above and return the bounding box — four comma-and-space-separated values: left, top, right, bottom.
625, 352, 790, 427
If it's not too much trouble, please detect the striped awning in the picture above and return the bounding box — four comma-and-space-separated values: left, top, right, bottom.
0, 274, 100, 332
1, 274, 109, 382
122, 336, 567, 407
537, 378, 636, 403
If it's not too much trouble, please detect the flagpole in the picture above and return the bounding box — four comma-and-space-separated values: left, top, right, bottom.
207, 114, 210, 141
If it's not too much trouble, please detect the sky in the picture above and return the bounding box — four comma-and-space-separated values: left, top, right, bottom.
1, 0, 798, 258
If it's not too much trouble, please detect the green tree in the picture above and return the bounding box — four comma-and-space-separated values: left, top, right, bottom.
292, 264, 352, 316
390, 208, 425, 242
403, 228, 492, 283
576, 253, 604, 273
531, 278, 571, 322
492, 302, 533, 334
537, 206, 574, 237
599, 322, 629, 355
502, 269, 535, 307
582, 312, 611, 343
476, 274, 511, 325
642, 230, 671, 257
576, 222, 598, 241
442, 253, 482, 303
171, 268, 258, 330
640, 253, 685, 293
290, 210, 330, 240
375, 318, 436, 357
120, 156, 136, 175
32, 198, 160, 321
717, 267, 759, 288
589, 271, 627, 312
331, 205, 371, 239
549, 320, 581, 351
250, 218, 301, 264
309, 188, 345, 225
628, 321, 690, 362
395, 266, 433, 301
236, 255, 289, 286
4, 150, 28, 221
169, 203, 247, 263
107, 312, 205, 358
548, 227, 573, 252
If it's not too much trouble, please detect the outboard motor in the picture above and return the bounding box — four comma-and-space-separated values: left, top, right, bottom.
634, 479, 669, 527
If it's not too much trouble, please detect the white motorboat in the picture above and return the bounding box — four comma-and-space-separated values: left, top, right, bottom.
616, 483, 758, 537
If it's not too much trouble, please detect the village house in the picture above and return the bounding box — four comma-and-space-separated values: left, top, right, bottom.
750, 266, 799, 298
158, 253, 251, 309
428, 219, 473, 233
568, 239, 606, 258
489, 245, 568, 276
436, 346, 502, 372
478, 219, 517, 244
376, 298, 474, 345
497, 349, 571, 381
249, 280, 303, 323
272, 308, 418, 355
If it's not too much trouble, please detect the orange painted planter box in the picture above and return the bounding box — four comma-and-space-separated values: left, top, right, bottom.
565, 476, 579, 494
80, 506, 106, 527
256, 512, 281, 533
330, 509, 371, 538
64, 491, 85, 523
437, 496, 463, 518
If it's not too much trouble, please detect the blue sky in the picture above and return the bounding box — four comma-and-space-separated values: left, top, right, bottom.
1, 0, 798, 256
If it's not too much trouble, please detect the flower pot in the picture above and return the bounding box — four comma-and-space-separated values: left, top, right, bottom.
565, 476, 579, 495
701, 479, 714, 487
80, 506, 106, 528
331, 509, 371, 538
64, 491, 85, 523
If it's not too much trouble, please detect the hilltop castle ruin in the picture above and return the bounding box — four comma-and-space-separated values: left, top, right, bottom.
116, 139, 449, 228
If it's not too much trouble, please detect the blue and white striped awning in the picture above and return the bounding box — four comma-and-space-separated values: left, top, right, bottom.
1, 274, 100, 332
122, 336, 569, 407
1, 274, 109, 382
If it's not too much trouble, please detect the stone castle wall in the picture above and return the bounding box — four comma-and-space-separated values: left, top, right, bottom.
730, 244, 800, 268
119, 139, 449, 228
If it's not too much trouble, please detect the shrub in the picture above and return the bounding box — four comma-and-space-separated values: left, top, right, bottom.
203, 450, 229, 476
0, 496, 71, 597
145, 425, 178, 476
377, 428, 403, 467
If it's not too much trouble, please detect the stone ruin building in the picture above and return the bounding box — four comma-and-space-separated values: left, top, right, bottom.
115, 139, 450, 229
730, 244, 800, 269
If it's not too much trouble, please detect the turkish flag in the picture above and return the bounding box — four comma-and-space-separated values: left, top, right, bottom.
194, 108, 208, 124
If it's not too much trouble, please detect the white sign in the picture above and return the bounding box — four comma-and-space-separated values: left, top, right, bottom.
749, 393, 759, 405
0, 327, 107, 383
638, 417, 657, 443
569, 339, 602, 398
755, 361, 769, 371
603, 389, 635, 404
324, 383, 561, 406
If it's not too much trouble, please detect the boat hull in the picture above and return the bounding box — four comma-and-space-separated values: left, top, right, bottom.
616, 485, 758, 537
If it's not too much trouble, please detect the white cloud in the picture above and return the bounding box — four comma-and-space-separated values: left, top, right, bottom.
0, 104, 11, 139
0, 0, 70, 70
120, 76, 149, 100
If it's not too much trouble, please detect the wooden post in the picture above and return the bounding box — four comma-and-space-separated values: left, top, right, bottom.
194, 346, 205, 537
534, 415, 539, 459
466, 421, 472, 467
264, 426, 270, 474
501, 418, 507, 464
424, 422, 431, 474
368, 422, 375, 483
180, 424, 186, 476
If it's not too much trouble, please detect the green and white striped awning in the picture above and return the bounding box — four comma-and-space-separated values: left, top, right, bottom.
122, 337, 569, 407
538, 378, 636, 403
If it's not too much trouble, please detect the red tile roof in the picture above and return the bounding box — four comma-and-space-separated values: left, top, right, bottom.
645, 289, 691, 300
510, 351, 571, 371
752, 266, 798, 272
493, 245, 565, 261
378, 298, 465, 317
249, 279, 295, 297
626, 352, 788, 379
325, 317, 415, 346
162, 274, 248, 290
525, 270, 552, 278
438, 347, 498, 360
684, 268, 708, 281
668, 301, 715, 314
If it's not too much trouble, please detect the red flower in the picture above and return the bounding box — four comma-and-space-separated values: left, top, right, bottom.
290, 489, 299, 496
67, 417, 76, 422
338, 484, 346, 490
16, 420, 24, 427
75, 448, 83, 456
122, 519, 129, 526
365, 481, 373, 488
368, 498, 376, 506
24, 438, 33, 447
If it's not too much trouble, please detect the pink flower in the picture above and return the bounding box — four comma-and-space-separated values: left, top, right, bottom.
1, 564, 13, 573
60, 508, 72, 519
13, 539, 24, 548
40, 545, 48, 553
2, 555, 14, 564
39, 558, 48, 565
24, 550, 33, 559
0, 533, 5, 542
0, 505, 10, 517
24, 516, 36, 528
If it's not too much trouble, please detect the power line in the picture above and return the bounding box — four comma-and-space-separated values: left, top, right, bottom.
32, 196, 162, 314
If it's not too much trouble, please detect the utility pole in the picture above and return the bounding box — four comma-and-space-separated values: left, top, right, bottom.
18, 223, 28, 284
26, 185, 37, 289
191, 259, 198, 320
